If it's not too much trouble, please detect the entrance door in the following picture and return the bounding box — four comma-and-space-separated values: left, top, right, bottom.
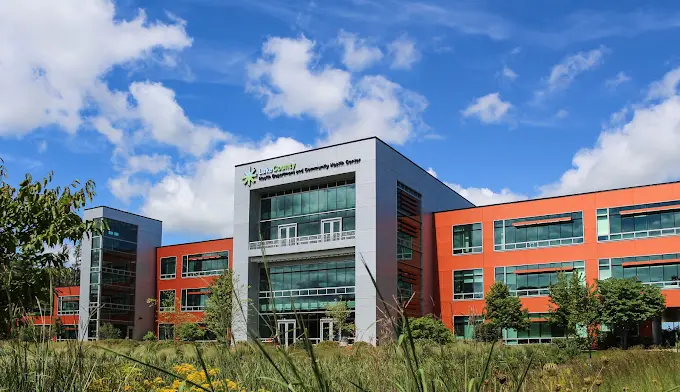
127, 326, 134, 339
321, 218, 342, 241
277, 320, 296, 348
278, 224, 297, 245
320, 319, 334, 341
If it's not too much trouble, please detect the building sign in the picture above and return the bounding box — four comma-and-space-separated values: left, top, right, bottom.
241, 159, 361, 187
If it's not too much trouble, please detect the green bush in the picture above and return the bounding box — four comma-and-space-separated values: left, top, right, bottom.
98, 323, 122, 340
142, 331, 156, 342
405, 315, 454, 344
175, 323, 205, 342
316, 340, 339, 350
474, 323, 501, 342
552, 338, 584, 359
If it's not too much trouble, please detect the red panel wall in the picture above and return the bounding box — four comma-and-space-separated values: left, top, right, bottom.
434, 182, 680, 330
33, 286, 80, 327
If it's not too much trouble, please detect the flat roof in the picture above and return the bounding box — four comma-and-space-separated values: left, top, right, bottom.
434, 179, 680, 214
157, 237, 233, 249
84, 206, 162, 222
235, 136, 473, 206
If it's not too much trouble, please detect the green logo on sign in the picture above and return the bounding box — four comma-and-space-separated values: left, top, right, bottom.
242, 167, 257, 187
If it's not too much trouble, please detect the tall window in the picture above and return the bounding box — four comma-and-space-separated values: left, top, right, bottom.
182, 251, 229, 278
57, 296, 79, 315
181, 288, 209, 311
453, 223, 482, 254
453, 316, 481, 339
159, 290, 175, 312
397, 181, 422, 317
597, 201, 680, 242
503, 313, 566, 344
599, 252, 680, 288
158, 324, 174, 340
494, 212, 583, 251
453, 269, 484, 299
257, 180, 356, 241
495, 261, 585, 297
160, 257, 176, 279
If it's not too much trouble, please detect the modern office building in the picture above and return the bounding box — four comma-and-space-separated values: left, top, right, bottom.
232, 137, 472, 345
77, 207, 162, 340
156, 238, 233, 340
30, 137, 680, 346
435, 181, 680, 345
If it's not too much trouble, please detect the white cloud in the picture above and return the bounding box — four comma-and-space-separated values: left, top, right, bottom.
129, 82, 230, 155
108, 153, 172, 202
545, 46, 607, 93
387, 35, 421, 70
37, 140, 47, 154
248, 36, 427, 145
540, 66, 680, 197
605, 71, 631, 88
447, 183, 528, 206
337, 30, 383, 71
140, 137, 308, 235
462, 93, 512, 124
501, 66, 518, 81
556, 109, 569, 119
0, 0, 191, 136
426, 167, 437, 177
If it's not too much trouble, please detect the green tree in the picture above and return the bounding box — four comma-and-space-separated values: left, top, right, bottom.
0, 161, 99, 337
405, 315, 454, 344
485, 281, 529, 336
176, 322, 205, 341
98, 323, 122, 339
598, 278, 666, 349
324, 300, 354, 341
204, 270, 235, 345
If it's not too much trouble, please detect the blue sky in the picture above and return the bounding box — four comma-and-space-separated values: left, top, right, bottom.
2, 0, 680, 246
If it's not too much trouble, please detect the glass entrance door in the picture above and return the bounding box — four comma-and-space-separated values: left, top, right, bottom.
277, 320, 296, 348
321, 218, 342, 240
278, 224, 297, 245
320, 319, 334, 341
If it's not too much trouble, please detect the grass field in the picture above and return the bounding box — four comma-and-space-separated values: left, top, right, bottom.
1, 339, 679, 392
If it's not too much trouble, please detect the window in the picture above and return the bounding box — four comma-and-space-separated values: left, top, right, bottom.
159, 324, 174, 340
258, 260, 356, 312
181, 288, 209, 311
182, 251, 229, 278
504, 313, 566, 345
453, 269, 484, 300
397, 232, 414, 260
57, 325, 78, 341
453, 223, 482, 254
160, 257, 176, 279
495, 261, 585, 297
57, 296, 79, 315
597, 201, 680, 242
599, 252, 680, 289
453, 316, 481, 340
494, 212, 584, 251
257, 180, 356, 241
159, 290, 175, 312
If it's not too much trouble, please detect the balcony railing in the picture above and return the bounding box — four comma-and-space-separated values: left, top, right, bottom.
181, 305, 205, 312
249, 230, 356, 250
182, 269, 226, 278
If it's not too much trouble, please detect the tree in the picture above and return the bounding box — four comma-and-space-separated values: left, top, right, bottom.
324, 300, 354, 341
204, 270, 235, 345
98, 323, 122, 339
405, 315, 454, 344
598, 278, 666, 349
485, 281, 529, 335
0, 160, 99, 337
176, 322, 205, 341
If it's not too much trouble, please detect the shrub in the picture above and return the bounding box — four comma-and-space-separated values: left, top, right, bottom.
474, 322, 501, 342
98, 323, 122, 340
552, 337, 584, 359
142, 331, 156, 342
175, 323, 205, 341
405, 315, 454, 344
316, 340, 339, 350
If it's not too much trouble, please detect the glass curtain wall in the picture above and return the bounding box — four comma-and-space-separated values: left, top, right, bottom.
495, 261, 585, 296
182, 251, 229, 277
503, 313, 566, 344
88, 218, 138, 340
597, 201, 680, 242
453, 223, 483, 254
256, 180, 356, 241
599, 252, 680, 288
494, 212, 584, 251
397, 182, 423, 317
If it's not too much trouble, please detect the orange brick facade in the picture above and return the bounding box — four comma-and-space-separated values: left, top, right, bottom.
435, 182, 680, 338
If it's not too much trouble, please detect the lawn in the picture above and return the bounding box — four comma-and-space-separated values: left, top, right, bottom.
1, 339, 679, 392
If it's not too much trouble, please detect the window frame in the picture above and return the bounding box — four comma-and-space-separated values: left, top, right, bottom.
596, 200, 680, 243
159, 256, 177, 280
598, 252, 680, 289
57, 295, 80, 315
452, 268, 484, 300
158, 323, 174, 340
495, 261, 586, 297
181, 250, 229, 278
493, 211, 584, 252
180, 287, 210, 312
159, 289, 176, 312
452, 222, 483, 255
